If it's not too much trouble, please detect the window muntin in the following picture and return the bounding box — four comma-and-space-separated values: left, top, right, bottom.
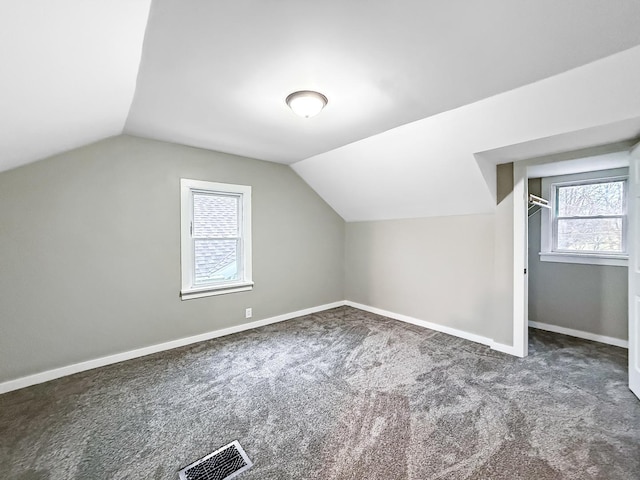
181, 179, 252, 299
552, 178, 627, 255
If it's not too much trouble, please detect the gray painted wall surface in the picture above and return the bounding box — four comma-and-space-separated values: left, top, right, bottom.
0, 135, 345, 382
345, 215, 498, 340
527, 206, 628, 340
344, 164, 517, 347
493, 163, 515, 346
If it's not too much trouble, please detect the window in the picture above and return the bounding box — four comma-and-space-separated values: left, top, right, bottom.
540, 169, 628, 266
180, 179, 252, 299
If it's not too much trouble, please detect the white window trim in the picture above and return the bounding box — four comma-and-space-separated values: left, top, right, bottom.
180, 179, 252, 300
540, 168, 629, 267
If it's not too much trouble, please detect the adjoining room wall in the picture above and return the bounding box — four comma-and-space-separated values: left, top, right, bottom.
0, 135, 345, 383
527, 179, 628, 341
345, 214, 496, 340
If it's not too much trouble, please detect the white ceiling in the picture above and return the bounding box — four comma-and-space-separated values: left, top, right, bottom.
0, 0, 151, 173
2, 0, 640, 221
125, 0, 640, 164
293, 46, 640, 221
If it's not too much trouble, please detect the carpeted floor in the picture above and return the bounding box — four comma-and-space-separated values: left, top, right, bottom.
1, 306, 639, 479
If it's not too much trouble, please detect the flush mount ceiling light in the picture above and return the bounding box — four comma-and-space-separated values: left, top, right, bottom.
285, 90, 328, 118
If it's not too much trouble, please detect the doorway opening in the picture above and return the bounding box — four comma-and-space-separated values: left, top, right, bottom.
526, 166, 629, 352
513, 143, 640, 400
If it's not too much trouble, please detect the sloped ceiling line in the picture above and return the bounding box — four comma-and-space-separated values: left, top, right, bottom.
2, 0, 640, 222
0, 0, 152, 173
292, 46, 640, 221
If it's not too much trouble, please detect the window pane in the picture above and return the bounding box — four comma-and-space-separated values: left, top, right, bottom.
557, 218, 623, 252
193, 193, 239, 238
194, 239, 240, 284
557, 181, 624, 216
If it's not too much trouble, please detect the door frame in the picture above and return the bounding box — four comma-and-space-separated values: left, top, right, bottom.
629, 142, 640, 399
513, 162, 528, 357
511, 149, 633, 360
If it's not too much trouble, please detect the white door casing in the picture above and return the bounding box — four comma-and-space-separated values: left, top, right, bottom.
513, 162, 528, 358
629, 141, 640, 400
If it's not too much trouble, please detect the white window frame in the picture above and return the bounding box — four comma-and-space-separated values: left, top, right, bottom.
180, 179, 253, 300
540, 168, 628, 267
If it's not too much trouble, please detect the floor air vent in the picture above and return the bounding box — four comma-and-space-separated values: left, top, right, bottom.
178, 441, 253, 480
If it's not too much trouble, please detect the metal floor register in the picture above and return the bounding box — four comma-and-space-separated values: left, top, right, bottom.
178, 441, 253, 480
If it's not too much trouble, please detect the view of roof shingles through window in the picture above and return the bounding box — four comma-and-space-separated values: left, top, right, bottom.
193, 193, 240, 284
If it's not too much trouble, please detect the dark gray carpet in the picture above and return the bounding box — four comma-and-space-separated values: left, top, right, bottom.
1, 306, 639, 479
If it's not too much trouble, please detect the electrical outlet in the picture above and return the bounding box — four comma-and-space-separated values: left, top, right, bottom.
245, 308, 252, 319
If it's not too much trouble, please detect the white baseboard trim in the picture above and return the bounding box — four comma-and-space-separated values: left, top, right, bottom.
345, 301, 517, 356
0, 301, 346, 395
528, 320, 628, 348
490, 341, 523, 356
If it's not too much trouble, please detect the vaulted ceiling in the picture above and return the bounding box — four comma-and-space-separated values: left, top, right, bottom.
3, 0, 640, 220
0, 0, 152, 172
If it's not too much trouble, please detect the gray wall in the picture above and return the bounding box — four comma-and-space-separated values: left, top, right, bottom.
345, 214, 497, 340
493, 163, 515, 345
527, 181, 628, 340
344, 163, 516, 347
0, 135, 345, 382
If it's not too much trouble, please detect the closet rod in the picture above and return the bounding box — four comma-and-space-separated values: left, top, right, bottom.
528, 193, 550, 209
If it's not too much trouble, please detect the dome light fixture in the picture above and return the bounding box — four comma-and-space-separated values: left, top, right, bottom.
285, 90, 328, 118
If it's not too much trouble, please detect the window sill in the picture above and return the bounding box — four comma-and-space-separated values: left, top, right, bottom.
539, 252, 628, 267
181, 281, 254, 300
